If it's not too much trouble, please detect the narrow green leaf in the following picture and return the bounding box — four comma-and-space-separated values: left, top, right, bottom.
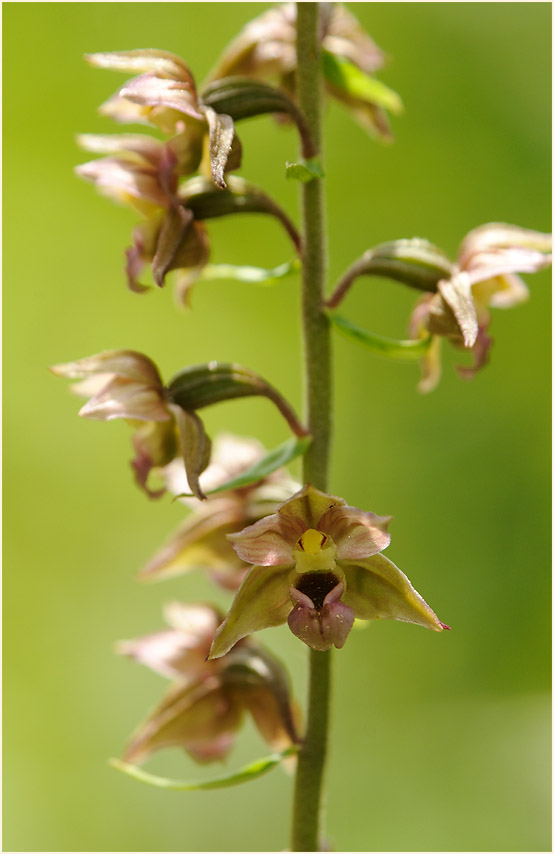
109, 747, 297, 791
174, 435, 311, 499
285, 159, 325, 183
199, 258, 300, 286
328, 312, 431, 361
322, 50, 403, 115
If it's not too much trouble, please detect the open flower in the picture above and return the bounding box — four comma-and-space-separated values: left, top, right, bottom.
409, 223, 552, 392
140, 434, 300, 590
118, 603, 299, 764
207, 3, 395, 139
210, 485, 447, 657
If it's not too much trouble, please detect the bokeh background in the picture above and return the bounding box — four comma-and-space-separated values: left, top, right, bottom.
3, 3, 551, 852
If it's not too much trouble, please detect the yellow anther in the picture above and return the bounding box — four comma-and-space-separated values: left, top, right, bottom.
299, 528, 326, 555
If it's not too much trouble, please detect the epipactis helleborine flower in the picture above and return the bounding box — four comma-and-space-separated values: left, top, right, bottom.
207, 2, 393, 139
409, 223, 552, 392
50, 349, 206, 498
140, 433, 300, 590
209, 485, 448, 657
118, 603, 299, 764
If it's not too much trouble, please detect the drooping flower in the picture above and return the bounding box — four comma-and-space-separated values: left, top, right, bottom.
409, 223, 552, 392
50, 350, 179, 496
209, 485, 448, 658
118, 602, 299, 764
51, 352, 307, 500
207, 3, 399, 140
85, 49, 242, 189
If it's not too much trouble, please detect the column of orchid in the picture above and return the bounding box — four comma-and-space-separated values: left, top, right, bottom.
52, 4, 551, 851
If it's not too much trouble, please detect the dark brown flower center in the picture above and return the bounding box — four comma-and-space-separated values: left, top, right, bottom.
294, 571, 341, 611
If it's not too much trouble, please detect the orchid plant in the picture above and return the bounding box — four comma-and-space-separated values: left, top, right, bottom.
52, 4, 551, 851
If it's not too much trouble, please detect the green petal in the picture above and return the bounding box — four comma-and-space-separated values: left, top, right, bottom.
199, 258, 300, 286
173, 436, 311, 498
341, 554, 446, 631
209, 565, 292, 659
328, 312, 432, 360
110, 747, 297, 791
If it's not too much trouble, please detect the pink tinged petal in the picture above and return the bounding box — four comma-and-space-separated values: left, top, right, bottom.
163, 602, 221, 650
86, 49, 196, 86
78, 377, 169, 422
98, 93, 152, 125
340, 554, 446, 632
278, 483, 347, 529
228, 513, 301, 566
76, 133, 164, 164
75, 158, 168, 209
50, 349, 164, 385
118, 74, 204, 121
208, 565, 293, 659
318, 504, 392, 560
456, 320, 493, 382
438, 274, 479, 348
457, 223, 552, 268
123, 677, 242, 765
463, 250, 552, 287
116, 628, 208, 681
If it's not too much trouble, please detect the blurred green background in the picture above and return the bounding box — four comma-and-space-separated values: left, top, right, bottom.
3, 3, 551, 851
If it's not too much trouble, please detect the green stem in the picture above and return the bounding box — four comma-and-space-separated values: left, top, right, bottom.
291, 5, 333, 851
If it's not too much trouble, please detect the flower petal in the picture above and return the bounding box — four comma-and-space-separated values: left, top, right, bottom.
457, 222, 552, 268
86, 49, 196, 85
119, 73, 204, 121
117, 630, 204, 681
438, 273, 479, 348
123, 677, 241, 765
170, 405, 212, 501
318, 504, 391, 559
220, 645, 299, 751
203, 107, 236, 189
50, 349, 164, 385
79, 377, 169, 421
209, 565, 292, 659
229, 512, 301, 566
279, 483, 346, 528
473, 273, 529, 310
138, 501, 245, 583
340, 554, 446, 631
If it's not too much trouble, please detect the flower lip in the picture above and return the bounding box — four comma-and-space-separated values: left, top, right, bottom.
292, 570, 342, 611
